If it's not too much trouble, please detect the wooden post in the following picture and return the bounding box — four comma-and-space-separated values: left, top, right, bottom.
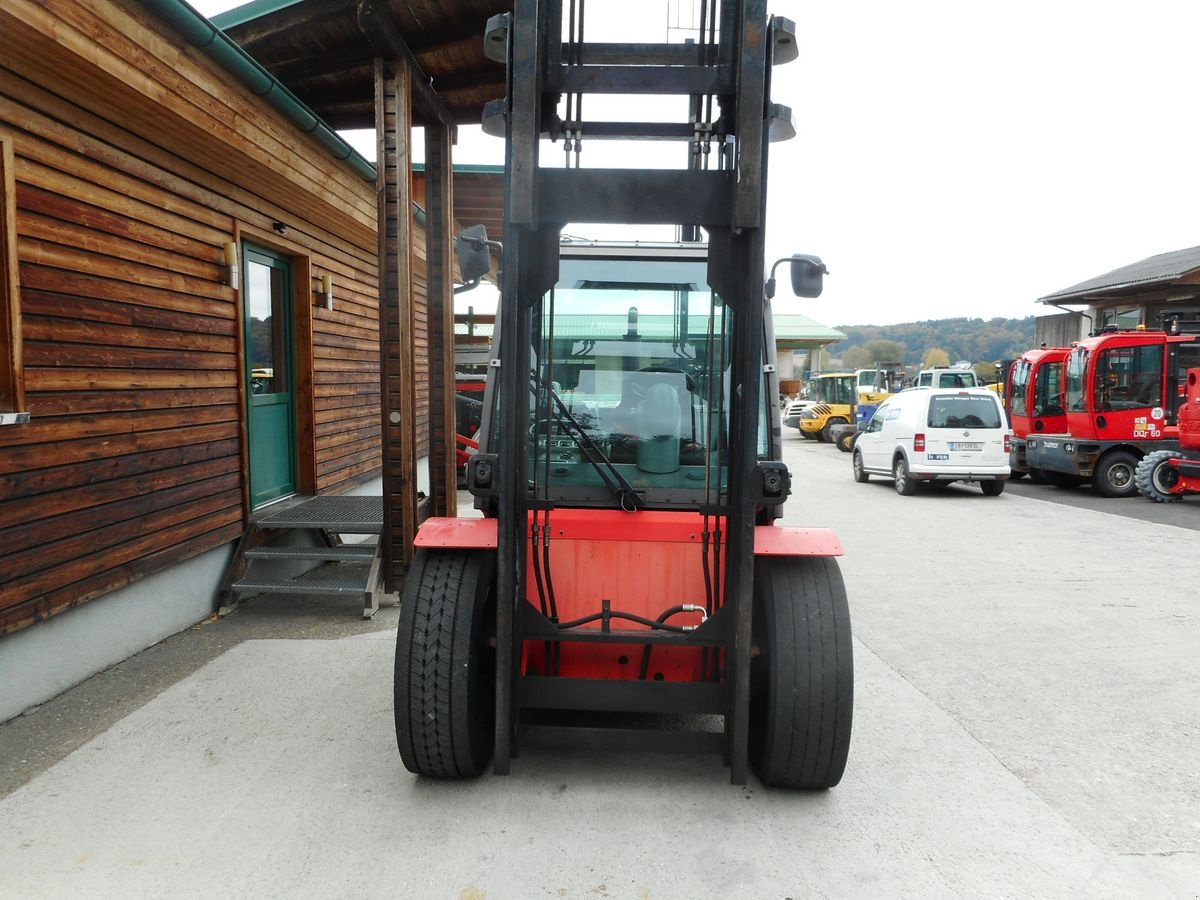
375, 58, 418, 590
424, 123, 458, 518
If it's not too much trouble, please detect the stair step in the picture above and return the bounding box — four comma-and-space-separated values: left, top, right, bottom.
255, 496, 383, 533
232, 562, 373, 598
243, 544, 376, 562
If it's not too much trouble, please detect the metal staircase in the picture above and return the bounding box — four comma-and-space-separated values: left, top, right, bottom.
219, 495, 388, 618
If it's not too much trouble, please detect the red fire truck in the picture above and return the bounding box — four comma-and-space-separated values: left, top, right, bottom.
1024, 328, 1200, 496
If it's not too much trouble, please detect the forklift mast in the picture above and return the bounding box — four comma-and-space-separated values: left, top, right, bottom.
393, 0, 851, 790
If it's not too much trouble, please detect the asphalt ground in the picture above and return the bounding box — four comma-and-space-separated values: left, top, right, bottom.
1, 436, 1197, 898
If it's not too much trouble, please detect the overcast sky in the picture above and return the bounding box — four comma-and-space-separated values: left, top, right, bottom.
194, 0, 1200, 327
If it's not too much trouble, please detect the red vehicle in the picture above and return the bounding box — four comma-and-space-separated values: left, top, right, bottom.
1025, 328, 1200, 496
1135, 367, 1200, 501
1005, 346, 1070, 479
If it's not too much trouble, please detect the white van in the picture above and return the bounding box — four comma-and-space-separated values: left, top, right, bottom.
852, 387, 1011, 495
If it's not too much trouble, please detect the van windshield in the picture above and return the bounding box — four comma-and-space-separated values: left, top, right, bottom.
927, 395, 1002, 429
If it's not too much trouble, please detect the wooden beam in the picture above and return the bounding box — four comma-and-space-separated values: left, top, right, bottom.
0, 135, 24, 414
357, 0, 457, 131
375, 58, 419, 588
220, 0, 348, 50
424, 123, 457, 518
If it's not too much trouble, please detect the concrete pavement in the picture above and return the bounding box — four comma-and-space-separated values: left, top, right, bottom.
0, 437, 1197, 898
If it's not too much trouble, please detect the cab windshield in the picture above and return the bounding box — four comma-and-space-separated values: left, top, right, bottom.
528, 257, 733, 507
815, 376, 855, 405
1066, 348, 1088, 412
1010, 360, 1031, 418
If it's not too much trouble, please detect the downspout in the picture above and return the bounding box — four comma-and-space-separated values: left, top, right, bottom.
139, 0, 378, 183
1047, 302, 1093, 336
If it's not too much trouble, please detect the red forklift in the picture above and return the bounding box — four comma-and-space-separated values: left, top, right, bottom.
1024, 327, 1200, 496
1004, 346, 1070, 480
392, 0, 853, 788
1135, 367, 1200, 501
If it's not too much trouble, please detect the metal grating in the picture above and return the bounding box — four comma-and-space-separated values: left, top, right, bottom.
255, 496, 384, 533
232, 562, 373, 597
243, 545, 377, 562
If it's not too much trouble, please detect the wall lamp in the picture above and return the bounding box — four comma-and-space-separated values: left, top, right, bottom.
221, 241, 239, 287
316, 273, 334, 311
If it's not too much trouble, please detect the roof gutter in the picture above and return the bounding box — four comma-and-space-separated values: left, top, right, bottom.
139, 0, 377, 183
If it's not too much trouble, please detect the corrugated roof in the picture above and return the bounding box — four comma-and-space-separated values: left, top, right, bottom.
1040, 245, 1200, 303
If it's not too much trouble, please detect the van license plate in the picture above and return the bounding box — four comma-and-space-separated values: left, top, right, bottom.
950, 442, 982, 451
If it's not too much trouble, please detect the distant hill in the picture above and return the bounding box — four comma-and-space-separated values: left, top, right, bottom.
829, 316, 1037, 366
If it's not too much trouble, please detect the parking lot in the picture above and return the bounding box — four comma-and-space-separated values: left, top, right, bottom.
1, 436, 1197, 898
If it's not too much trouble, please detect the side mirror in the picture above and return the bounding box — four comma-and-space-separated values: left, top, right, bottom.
455, 224, 493, 284
789, 254, 828, 298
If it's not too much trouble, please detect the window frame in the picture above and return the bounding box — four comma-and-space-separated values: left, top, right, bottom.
0, 133, 24, 419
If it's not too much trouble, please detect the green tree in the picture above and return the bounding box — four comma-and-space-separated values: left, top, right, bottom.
923, 347, 951, 368
841, 346, 872, 369
862, 339, 906, 365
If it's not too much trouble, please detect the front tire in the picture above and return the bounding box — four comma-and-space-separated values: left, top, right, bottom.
750, 556, 853, 789
821, 417, 848, 443
893, 455, 918, 495
852, 449, 869, 483
395, 549, 496, 778
1135, 449, 1184, 502
1093, 450, 1140, 498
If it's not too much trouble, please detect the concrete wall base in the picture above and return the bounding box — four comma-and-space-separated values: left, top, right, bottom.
0, 476, 386, 725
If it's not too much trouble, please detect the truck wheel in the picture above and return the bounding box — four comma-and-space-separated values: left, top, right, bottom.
980, 480, 1005, 496
835, 430, 857, 453
750, 556, 853, 789
1027, 468, 1047, 484
1135, 449, 1184, 503
1093, 450, 1140, 498
852, 449, 869, 483
1043, 470, 1081, 490
395, 549, 496, 778
893, 455, 918, 495
821, 417, 848, 443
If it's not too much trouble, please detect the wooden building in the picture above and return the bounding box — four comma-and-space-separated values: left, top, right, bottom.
1037, 245, 1200, 345
0, 0, 503, 721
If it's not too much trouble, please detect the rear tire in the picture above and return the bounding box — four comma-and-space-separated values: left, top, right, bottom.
1043, 469, 1081, 490
1093, 450, 1140, 498
1027, 467, 1047, 484
395, 549, 496, 778
750, 556, 853, 789
1135, 449, 1184, 502
821, 417, 848, 443
852, 449, 869, 483
893, 455, 918, 495
980, 480, 1005, 496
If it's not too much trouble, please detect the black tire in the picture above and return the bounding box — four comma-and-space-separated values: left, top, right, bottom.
893, 455, 918, 495
852, 449, 869, 483
801, 429, 817, 441
1008, 469, 1026, 481
1092, 450, 1140, 498
750, 556, 853, 789
980, 480, 1005, 496
395, 549, 496, 778
1135, 449, 1184, 503
1043, 469, 1081, 490
1027, 467, 1047, 484
821, 417, 848, 443
835, 430, 857, 453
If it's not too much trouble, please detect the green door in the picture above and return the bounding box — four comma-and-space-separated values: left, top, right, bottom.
243, 245, 297, 507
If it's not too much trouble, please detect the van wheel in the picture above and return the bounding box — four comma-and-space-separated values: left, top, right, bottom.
893, 456, 918, 495
852, 449, 869, 483
1093, 450, 1140, 498
980, 480, 1005, 496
